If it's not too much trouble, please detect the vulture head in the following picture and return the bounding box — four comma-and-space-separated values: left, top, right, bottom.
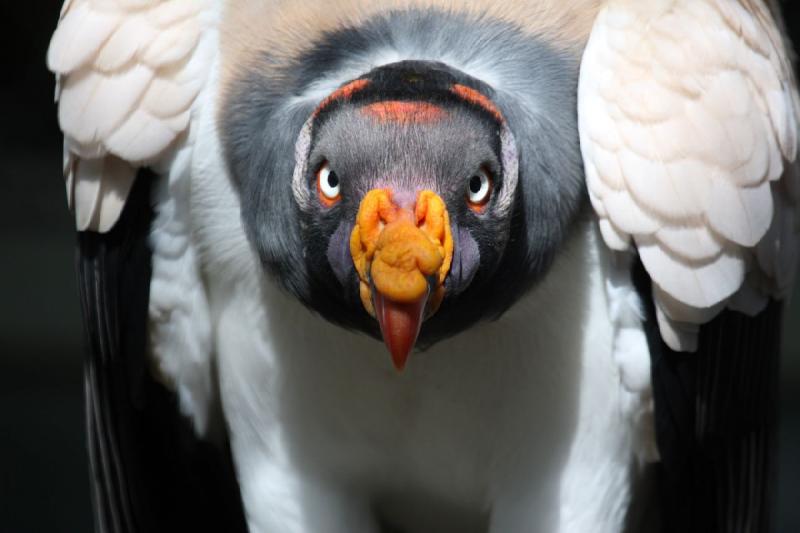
294, 61, 521, 369
222, 15, 584, 369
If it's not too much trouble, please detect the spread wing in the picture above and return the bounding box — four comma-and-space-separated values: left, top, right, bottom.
579, 0, 800, 351
48, 0, 212, 232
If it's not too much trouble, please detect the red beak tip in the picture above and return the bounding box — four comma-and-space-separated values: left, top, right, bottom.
373, 291, 427, 372
390, 350, 410, 372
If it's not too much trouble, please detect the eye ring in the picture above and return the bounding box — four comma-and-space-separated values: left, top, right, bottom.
317, 161, 341, 206
466, 167, 493, 212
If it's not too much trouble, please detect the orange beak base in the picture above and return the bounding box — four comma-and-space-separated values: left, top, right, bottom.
350, 189, 453, 371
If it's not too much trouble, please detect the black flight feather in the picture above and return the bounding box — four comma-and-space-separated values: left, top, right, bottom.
633, 260, 781, 533
77, 172, 248, 533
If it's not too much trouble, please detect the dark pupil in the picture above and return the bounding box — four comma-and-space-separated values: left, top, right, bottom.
327, 171, 339, 188
469, 175, 483, 194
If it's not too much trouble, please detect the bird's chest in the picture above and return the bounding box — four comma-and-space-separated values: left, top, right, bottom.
212, 224, 617, 510
220, 297, 540, 493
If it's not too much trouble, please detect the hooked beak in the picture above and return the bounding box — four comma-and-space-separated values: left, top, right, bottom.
350, 189, 453, 370
372, 286, 430, 371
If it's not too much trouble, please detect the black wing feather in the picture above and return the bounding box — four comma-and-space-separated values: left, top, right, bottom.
77, 172, 249, 533
633, 261, 781, 533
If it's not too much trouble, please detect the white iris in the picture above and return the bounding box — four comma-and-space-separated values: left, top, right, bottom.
467, 169, 491, 205
318, 162, 340, 199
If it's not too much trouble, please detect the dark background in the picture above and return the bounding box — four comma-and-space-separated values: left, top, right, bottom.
0, 2, 798, 532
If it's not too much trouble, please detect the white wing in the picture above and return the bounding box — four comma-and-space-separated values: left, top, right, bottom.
579, 0, 800, 350
48, 0, 221, 434
48, 0, 213, 232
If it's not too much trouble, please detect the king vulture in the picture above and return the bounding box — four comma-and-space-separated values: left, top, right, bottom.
47, 0, 799, 532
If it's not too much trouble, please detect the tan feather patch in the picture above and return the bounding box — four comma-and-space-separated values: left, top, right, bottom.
219, 0, 603, 95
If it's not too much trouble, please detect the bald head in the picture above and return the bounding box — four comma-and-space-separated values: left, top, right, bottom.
220, 8, 583, 350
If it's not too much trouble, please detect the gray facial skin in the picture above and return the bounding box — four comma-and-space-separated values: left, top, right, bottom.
309, 110, 499, 205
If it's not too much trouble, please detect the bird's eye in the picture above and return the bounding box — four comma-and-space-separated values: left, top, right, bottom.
466, 168, 493, 212
317, 161, 341, 206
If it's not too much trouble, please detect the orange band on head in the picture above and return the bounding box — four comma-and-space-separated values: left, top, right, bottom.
315, 78, 370, 116
450, 84, 504, 124
361, 100, 448, 124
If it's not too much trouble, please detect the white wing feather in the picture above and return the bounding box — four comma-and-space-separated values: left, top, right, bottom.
580, 0, 800, 350
48, 0, 210, 232
48, 0, 220, 435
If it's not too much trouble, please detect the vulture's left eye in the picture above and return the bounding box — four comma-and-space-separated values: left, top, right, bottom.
317, 161, 341, 206
466, 168, 493, 212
